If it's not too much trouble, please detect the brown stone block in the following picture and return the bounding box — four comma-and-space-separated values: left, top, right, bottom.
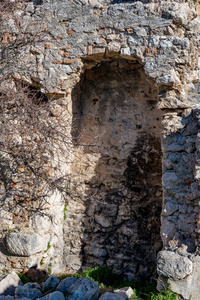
93, 10, 100, 16
67, 30, 74, 34
60, 45, 71, 50
63, 58, 78, 64
144, 47, 157, 57
196, 4, 200, 15
52, 60, 63, 64
45, 43, 53, 49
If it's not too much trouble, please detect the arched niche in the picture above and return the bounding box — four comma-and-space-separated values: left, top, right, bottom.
65, 57, 163, 279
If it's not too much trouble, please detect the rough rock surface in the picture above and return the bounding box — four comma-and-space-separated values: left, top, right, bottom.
99, 293, 121, 300
5, 233, 49, 257
0, 272, 22, 296
67, 277, 99, 300
42, 277, 59, 293
56, 277, 77, 293
15, 286, 42, 300
157, 250, 193, 280
38, 291, 64, 300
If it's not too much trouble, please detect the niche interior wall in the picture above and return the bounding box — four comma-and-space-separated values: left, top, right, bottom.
64, 58, 162, 279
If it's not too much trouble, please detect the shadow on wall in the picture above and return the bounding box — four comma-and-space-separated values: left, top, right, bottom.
65, 58, 163, 280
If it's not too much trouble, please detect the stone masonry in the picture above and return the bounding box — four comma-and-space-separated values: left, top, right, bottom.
1, 0, 200, 299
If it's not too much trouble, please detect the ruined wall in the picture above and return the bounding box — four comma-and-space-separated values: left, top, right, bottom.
1, 0, 200, 298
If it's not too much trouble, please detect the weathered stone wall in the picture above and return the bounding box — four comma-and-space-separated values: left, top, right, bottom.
1, 0, 200, 298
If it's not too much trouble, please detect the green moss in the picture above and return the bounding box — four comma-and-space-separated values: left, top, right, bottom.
17, 273, 30, 283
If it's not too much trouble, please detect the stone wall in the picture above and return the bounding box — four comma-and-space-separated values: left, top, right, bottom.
1, 0, 200, 298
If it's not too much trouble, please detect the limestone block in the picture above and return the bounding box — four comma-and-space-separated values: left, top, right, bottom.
168, 256, 200, 300
5, 232, 50, 256
37, 291, 64, 300
67, 277, 99, 300
42, 277, 59, 293
157, 250, 193, 280
56, 277, 77, 293
0, 272, 22, 296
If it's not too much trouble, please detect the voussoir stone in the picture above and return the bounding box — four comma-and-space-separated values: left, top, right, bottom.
0, 271, 22, 296
42, 276, 59, 293
67, 277, 99, 300
56, 277, 77, 293
15, 286, 42, 300
5, 232, 49, 256
157, 250, 193, 280
37, 291, 64, 300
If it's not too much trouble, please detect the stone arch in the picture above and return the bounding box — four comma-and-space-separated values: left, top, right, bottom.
64, 54, 163, 279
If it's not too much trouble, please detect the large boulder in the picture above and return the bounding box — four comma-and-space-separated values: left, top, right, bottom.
15, 286, 42, 299
56, 277, 77, 293
0, 271, 22, 296
157, 250, 193, 280
42, 277, 59, 293
5, 232, 49, 256
67, 277, 99, 300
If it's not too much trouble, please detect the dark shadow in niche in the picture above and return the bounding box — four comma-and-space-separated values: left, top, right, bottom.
70, 58, 162, 280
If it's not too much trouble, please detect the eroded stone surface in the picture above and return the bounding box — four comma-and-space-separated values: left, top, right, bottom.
157, 250, 193, 280
5, 232, 50, 257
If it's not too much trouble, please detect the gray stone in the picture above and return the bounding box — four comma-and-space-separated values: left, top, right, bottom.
0, 271, 22, 296
162, 202, 178, 216
23, 283, 41, 290
99, 293, 121, 300
42, 276, 60, 293
162, 172, 178, 190
67, 277, 99, 300
168, 256, 200, 300
114, 287, 134, 299
15, 286, 42, 300
157, 250, 193, 280
56, 277, 77, 293
0, 296, 14, 300
5, 232, 49, 256
37, 291, 64, 300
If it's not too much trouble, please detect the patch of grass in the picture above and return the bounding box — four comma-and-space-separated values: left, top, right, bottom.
8, 229, 12, 235
40, 257, 45, 265
48, 268, 52, 274
15, 226, 21, 232
63, 203, 68, 220
58, 266, 177, 300
44, 242, 51, 253
17, 273, 30, 283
